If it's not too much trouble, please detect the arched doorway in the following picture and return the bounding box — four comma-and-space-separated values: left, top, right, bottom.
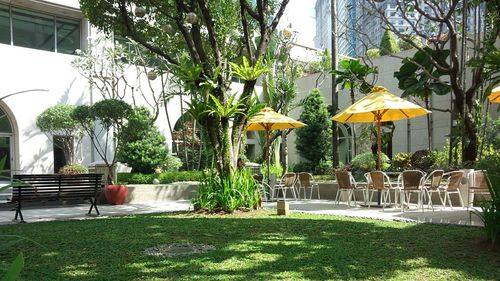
0, 105, 16, 181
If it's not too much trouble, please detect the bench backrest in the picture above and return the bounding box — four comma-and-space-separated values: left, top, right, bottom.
11, 173, 104, 201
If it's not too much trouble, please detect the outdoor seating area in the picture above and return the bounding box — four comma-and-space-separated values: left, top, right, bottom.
254, 168, 491, 217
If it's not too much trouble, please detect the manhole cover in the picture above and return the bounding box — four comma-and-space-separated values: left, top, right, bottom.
144, 243, 216, 258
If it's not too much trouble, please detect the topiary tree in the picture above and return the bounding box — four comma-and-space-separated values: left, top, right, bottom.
72, 99, 133, 184
36, 105, 88, 165
295, 88, 332, 172
117, 107, 168, 174
379, 30, 400, 56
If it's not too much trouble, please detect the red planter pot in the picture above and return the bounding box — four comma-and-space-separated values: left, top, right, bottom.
105, 184, 129, 205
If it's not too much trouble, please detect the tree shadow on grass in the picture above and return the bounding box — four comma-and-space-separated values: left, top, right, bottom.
1, 212, 499, 280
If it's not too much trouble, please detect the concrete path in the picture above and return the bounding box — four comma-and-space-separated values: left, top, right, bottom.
263, 200, 484, 227
0, 199, 483, 227
0, 200, 192, 225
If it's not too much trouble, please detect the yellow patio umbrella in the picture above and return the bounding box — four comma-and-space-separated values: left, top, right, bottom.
488, 86, 500, 103
247, 107, 306, 182
332, 86, 431, 169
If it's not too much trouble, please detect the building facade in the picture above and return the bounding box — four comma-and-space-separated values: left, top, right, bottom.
0, 0, 185, 177
314, 0, 359, 57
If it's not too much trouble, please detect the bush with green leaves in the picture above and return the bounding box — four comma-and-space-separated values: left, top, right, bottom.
366, 48, 380, 59
163, 154, 183, 172
260, 163, 284, 179
351, 152, 390, 172
379, 30, 400, 56
193, 170, 260, 213
58, 164, 88, 175
117, 171, 203, 185
472, 173, 500, 248
410, 150, 436, 171
117, 107, 169, 174
398, 35, 424, 51
391, 152, 412, 171
72, 99, 133, 184
296, 88, 332, 172
36, 104, 87, 164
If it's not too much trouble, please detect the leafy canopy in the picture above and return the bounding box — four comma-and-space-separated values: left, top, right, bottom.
394, 47, 450, 99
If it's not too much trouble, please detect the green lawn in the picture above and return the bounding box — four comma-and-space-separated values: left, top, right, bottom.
1, 211, 499, 280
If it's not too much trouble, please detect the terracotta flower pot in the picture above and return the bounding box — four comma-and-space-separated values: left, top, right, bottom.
105, 184, 128, 205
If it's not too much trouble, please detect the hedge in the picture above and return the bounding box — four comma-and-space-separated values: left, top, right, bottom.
117, 171, 203, 185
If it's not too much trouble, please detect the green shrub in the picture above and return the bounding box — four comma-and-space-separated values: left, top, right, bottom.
291, 162, 314, 173
158, 171, 203, 183
118, 107, 168, 173
192, 169, 260, 213
410, 149, 436, 171
391, 152, 412, 171
472, 173, 500, 247
476, 153, 500, 176
58, 164, 88, 175
366, 48, 380, 59
379, 30, 400, 55
295, 88, 332, 172
351, 152, 389, 172
162, 154, 183, 172
260, 163, 283, 178
117, 171, 203, 184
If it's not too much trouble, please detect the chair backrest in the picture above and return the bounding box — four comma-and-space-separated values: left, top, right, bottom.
369, 171, 388, 190
298, 172, 313, 187
446, 171, 464, 191
282, 173, 296, 187
335, 171, 352, 189
426, 170, 444, 190
364, 173, 373, 189
401, 170, 425, 190
471, 170, 489, 191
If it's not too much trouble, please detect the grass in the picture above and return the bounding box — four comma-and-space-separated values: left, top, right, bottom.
1, 211, 499, 280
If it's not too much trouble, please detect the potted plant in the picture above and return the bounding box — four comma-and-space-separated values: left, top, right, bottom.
72, 99, 133, 205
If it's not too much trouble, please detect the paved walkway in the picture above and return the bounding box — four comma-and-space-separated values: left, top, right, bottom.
0, 200, 192, 225
0, 200, 483, 227
263, 200, 484, 226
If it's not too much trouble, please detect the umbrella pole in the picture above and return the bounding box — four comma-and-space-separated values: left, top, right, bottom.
266, 129, 270, 187
376, 114, 382, 206
377, 118, 381, 171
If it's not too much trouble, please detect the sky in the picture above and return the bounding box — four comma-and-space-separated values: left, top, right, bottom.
280, 0, 317, 48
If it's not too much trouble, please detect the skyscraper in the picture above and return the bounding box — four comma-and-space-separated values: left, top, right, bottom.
314, 0, 359, 57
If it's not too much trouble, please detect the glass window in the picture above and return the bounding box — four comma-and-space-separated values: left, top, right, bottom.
0, 4, 9, 44
12, 7, 54, 51
0, 109, 12, 133
57, 18, 80, 54
53, 136, 68, 173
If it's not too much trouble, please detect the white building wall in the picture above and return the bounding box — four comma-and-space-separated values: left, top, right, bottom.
0, 0, 186, 174
288, 49, 499, 166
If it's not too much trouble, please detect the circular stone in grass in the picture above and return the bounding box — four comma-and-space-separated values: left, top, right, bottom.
144, 243, 216, 258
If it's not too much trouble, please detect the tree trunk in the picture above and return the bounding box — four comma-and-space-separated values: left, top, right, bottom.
350, 88, 357, 156
424, 93, 432, 151
280, 131, 288, 175
331, 0, 339, 167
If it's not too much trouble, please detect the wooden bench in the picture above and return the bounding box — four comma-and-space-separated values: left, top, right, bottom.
8, 173, 104, 223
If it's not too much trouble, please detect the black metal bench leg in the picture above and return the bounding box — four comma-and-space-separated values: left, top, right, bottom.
88, 198, 100, 216
14, 203, 25, 223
